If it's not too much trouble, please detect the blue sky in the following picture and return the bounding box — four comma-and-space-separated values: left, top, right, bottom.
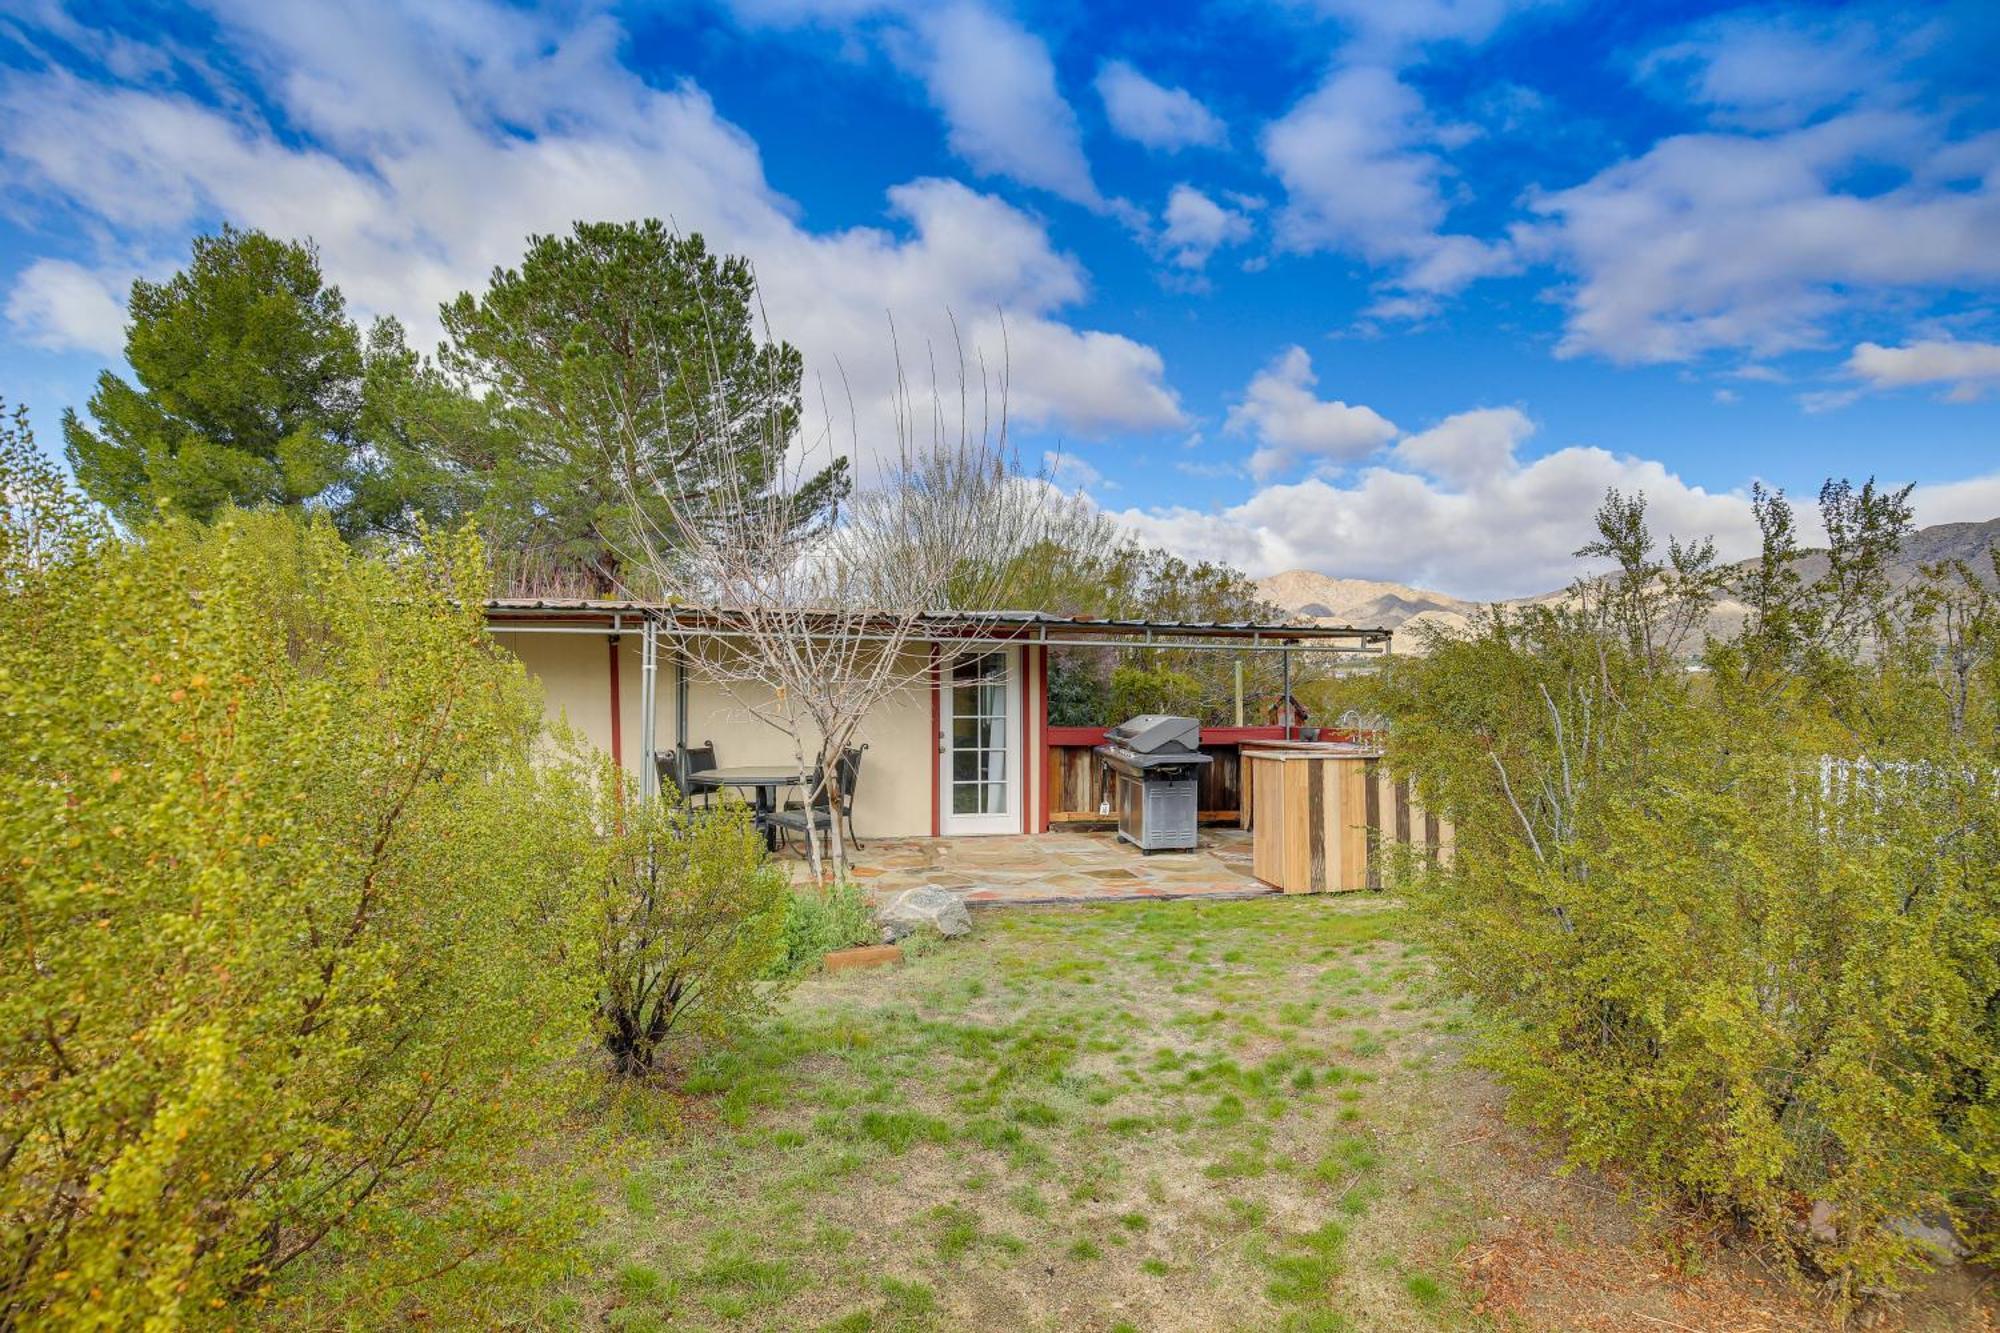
2, 0, 1997, 597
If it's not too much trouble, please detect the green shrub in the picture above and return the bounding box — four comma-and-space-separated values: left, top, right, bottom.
1378, 484, 2000, 1294
1109, 664, 1204, 724
1047, 654, 1112, 726
772, 881, 878, 977
577, 754, 791, 1076
0, 410, 592, 1327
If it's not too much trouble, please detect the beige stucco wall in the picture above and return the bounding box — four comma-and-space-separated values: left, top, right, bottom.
494, 629, 1053, 838
503, 630, 630, 759
679, 650, 935, 839
493, 629, 938, 837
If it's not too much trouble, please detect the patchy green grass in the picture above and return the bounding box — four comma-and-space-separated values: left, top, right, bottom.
555, 895, 1488, 1329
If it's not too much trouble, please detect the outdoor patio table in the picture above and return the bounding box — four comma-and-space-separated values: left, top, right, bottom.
687, 765, 810, 850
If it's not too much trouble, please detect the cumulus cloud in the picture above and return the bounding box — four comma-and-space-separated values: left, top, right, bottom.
1300, 0, 1555, 59
1095, 60, 1226, 151
1391, 406, 1533, 488
1908, 472, 2000, 527
726, 0, 1101, 206
1044, 449, 1109, 491
1636, 11, 1913, 129
1158, 184, 1253, 270
1119, 388, 2000, 601
1225, 346, 1399, 481
1264, 65, 1511, 304
895, 3, 1101, 205
5, 257, 129, 356
1115, 413, 1761, 599
1846, 339, 2000, 402
0, 0, 1180, 447
1523, 109, 2000, 363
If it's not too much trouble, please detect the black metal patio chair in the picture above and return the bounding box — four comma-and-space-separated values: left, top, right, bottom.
771, 744, 867, 853
681, 740, 719, 809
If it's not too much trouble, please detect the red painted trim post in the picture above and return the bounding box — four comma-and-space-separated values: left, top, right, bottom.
604, 632, 620, 768
928, 642, 941, 837
1036, 645, 1051, 833
1019, 646, 1031, 834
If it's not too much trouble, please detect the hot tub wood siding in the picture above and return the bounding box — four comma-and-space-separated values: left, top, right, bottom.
1241, 746, 1453, 893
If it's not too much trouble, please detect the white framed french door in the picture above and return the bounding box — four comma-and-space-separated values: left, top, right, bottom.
938, 647, 1022, 835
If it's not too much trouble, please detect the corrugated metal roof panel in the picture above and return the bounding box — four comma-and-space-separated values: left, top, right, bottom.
480, 599, 1390, 641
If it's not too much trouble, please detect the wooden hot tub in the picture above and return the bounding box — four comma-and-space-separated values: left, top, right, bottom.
1242, 743, 1382, 894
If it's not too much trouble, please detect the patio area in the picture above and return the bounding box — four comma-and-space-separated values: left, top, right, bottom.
781, 827, 1275, 906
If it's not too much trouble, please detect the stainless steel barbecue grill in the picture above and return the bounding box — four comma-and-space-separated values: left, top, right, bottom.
1095, 714, 1212, 852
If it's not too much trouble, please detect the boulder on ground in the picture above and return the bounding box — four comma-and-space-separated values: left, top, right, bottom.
877, 885, 972, 942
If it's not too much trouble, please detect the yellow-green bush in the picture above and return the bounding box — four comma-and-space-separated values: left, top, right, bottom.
1, 411, 593, 1326
771, 881, 877, 977
573, 753, 791, 1076
1378, 485, 1999, 1296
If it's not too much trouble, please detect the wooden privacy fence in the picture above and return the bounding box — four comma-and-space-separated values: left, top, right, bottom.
1046, 727, 1453, 892
1045, 726, 1324, 825
1046, 736, 1244, 825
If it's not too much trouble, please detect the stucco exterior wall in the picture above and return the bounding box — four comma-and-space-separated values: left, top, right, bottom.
494, 629, 937, 837
504, 630, 630, 760
677, 650, 934, 839
494, 629, 1054, 838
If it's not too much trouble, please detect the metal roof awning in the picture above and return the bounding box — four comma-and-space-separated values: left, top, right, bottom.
480, 599, 1392, 653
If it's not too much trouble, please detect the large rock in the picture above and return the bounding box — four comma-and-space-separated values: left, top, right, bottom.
877, 885, 972, 942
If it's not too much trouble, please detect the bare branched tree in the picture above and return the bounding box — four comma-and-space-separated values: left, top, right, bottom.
603, 268, 1054, 880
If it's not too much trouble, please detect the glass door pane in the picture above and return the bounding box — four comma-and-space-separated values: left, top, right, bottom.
948, 652, 1009, 819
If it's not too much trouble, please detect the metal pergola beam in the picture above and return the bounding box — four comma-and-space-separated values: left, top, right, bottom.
484, 622, 1389, 654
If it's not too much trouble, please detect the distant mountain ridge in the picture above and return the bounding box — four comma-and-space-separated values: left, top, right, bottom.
1259, 516, 2000, 647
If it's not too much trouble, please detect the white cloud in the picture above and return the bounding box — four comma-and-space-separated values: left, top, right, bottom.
1175, 458, 1243, 480
1095, 60, 1226, 152
1159, 184, 1252, 270
5, 257, 129, 356
1225, 346, 1399, 481
725, 0, 1101, 206
1044, 449, 1109, 491
0, 0, 1180, 445
1119, 394, 2000, 600
1908, 473, 2000, 528
1299, 0, 1555, 59
1263, 65, 1511, 302
894, 3, 1101, 205
1636, 11, 1912, 130
1524, 110, 2000, 363
1391, 406, 1533, 488
1727, 364, 1787, 383
1797, 387, 1861, 415
1114, 412, 1762, 600
1846, 339, 2000, 402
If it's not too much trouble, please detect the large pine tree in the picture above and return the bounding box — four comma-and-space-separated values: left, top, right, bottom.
63, 227, 364, 527
436, 221, 848, 595
62, 220, 847, 593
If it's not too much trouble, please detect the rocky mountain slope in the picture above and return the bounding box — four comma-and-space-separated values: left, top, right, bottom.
1260, 517, 2000, 647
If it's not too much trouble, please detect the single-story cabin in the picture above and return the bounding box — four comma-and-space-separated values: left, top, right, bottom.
483, 600, 1391, 839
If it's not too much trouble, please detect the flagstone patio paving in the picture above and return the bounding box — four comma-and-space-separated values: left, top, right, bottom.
783, 827, 1275, 906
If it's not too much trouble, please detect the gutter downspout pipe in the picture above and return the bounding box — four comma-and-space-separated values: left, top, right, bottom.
676, 638, 689, 775
639, 618, 657, 799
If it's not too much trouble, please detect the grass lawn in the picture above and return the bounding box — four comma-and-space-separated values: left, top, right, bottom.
483, 895, 1993, 1332
540, 895, 1481, 1332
